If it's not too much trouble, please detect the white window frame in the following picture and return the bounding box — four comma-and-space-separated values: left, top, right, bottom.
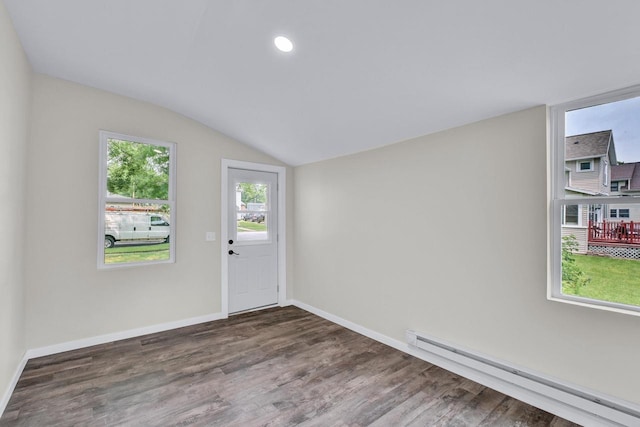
575, 159, 594, 172
611, 181, 619, 192
550, 85, 640, 317
97, 131, 177, 269
561, 204, 582, 226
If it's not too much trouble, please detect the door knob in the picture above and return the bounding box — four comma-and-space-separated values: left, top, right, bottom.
228, 250, 240, 255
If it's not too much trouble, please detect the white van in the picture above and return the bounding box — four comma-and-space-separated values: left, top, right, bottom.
104, 212, 170, 248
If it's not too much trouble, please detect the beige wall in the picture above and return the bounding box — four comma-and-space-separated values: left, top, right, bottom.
0, 0, 31, 403
25, 74, 293, 349
293, 106, 640, 404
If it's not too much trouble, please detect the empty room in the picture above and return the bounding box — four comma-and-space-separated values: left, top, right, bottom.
1, 1, 640, 426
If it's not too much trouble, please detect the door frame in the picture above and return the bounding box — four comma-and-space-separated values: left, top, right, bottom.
221, 159, 287, 317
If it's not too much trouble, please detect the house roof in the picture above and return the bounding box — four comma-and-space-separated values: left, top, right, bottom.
564, 187, 602, 196
630, 164, 640, 191
612, 162, 640, 191
611, 163, 636, 181
565, 130, 613, 161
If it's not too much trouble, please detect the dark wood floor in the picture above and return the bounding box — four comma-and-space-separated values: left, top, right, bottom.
1, 306, 578, 426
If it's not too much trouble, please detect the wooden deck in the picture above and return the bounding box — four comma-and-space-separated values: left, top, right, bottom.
589, 219, 640, 245
1, 307, 577, 426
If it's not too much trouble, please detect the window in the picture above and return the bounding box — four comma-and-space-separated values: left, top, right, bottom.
235, 182, 271, 242
551, 85, 640, 316
610, 208, 630, 219
577, 160, 593, 172
98, 131, 176, 268
563, 205, 580, 225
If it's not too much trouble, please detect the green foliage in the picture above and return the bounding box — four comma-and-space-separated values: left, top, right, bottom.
104, 243, 169, 264
561, 235, 590, 294
237, 220, 267, 232
238, 182, 267, 205
571, 254, 640, 306
107, 139, 169, 200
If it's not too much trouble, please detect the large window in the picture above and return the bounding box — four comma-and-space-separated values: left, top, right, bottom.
98, 131, 176, 268
550, 86, 640, 316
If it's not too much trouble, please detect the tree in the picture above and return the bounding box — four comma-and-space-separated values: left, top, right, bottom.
561, 235, 590, 294
107, 139, 169, 200
238, 182, 267, 205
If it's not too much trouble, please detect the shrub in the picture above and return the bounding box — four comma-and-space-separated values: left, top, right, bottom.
562, 235, 590, 294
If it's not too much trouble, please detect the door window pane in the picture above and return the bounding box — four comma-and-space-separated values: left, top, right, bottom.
235, 182, 269, 242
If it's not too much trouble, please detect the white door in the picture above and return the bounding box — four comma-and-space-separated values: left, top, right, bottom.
227, 168, 278, 313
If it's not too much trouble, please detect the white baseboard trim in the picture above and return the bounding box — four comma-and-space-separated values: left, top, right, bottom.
26, 312, 224, 359
0, 353, 28, 417
292, 300, 640, 427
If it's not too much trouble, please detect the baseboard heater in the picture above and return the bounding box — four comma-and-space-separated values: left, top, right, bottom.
406, 330, 640, 427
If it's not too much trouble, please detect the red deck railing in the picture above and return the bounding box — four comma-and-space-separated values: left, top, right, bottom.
588, 220, 640, 245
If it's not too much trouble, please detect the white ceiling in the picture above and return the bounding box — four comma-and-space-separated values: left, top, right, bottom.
5, 0, 640, 166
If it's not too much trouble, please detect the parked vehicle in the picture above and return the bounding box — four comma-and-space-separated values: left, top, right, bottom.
104, 212, 170, 248
242, 212, 265, 223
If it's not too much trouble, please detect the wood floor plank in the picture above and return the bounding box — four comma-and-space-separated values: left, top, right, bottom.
0, 306, 580, 426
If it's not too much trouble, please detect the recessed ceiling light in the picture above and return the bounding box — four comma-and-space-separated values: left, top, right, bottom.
274, 36, 293, 53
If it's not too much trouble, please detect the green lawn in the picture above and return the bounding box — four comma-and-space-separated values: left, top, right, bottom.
237, 220, 267, 232
565, 254, 640, 306
105, 243, 170, 264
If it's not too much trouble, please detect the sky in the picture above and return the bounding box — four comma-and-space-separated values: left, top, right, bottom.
566, 95, 640, 163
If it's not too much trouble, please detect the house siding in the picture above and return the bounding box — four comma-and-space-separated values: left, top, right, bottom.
561, 206, 589, 254
599, 157, 610, 194
562, 227, 588, 254
607, 203, 640, 222
567, 158, 602, 193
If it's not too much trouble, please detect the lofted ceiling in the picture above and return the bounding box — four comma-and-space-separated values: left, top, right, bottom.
5, 0, 640, 166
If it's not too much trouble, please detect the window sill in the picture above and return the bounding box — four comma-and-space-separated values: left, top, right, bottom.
547, 294, 640, 318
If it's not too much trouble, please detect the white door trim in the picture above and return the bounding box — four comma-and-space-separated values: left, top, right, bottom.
221, 159, 286, 317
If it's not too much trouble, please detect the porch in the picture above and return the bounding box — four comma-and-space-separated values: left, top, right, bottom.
588, 220, 640, 245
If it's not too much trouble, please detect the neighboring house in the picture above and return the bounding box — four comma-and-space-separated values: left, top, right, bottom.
564, 130, 616, 197
563, 130, 640, 255
609, 161, 640, 221
562, 130, 616, 252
